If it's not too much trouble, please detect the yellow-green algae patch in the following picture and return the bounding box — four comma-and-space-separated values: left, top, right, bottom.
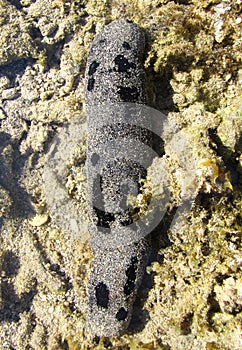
0, 0, 38, 64
0, 0, 241, 349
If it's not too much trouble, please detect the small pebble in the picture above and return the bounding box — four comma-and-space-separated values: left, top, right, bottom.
30, 214, 49, 227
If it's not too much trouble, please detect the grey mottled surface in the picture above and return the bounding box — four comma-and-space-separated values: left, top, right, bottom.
85, 20, 152, 336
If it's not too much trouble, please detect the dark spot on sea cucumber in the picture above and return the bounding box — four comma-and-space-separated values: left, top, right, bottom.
120, 207, 140, 226
116, 307, 128, 321
93, 206, 115, 228
92, 174, 116, 228
124, 256, 138, 295
114, 55, 136, 73
122, 41, 131, 50
87, 77, 95, 91
95, 282, 109, 308
98, 39, 106, 45
91, 153, 100, 166
117, 86, 139, 102
88, 61, 100, 75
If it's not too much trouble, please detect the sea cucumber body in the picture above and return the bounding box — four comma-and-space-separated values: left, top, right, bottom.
85, 19, 146, 106
85, 20, 151, 337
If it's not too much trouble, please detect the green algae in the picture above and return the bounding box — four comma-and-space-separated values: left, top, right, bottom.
0, 0, 38, 64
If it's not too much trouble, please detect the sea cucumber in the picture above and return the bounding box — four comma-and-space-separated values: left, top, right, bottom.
85, 19, 152, 337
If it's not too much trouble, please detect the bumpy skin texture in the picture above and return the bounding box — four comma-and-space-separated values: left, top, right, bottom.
85, 20, 152, 337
